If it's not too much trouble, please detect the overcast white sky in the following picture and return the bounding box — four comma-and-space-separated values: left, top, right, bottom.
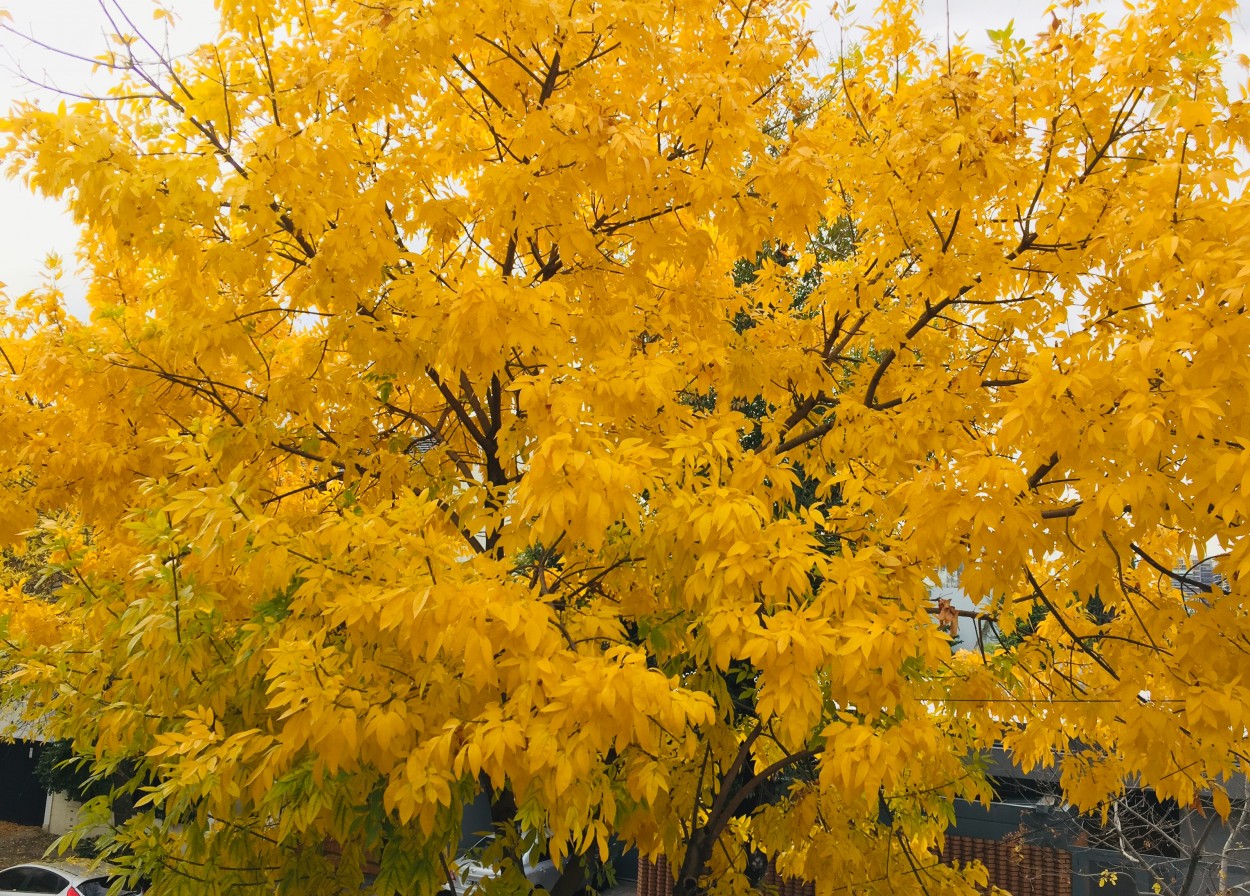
1, 0, 1247, 318
0, 0, 217, 314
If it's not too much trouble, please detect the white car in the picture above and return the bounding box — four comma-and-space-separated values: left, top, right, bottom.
0, 863, 143, 896
442, 837, 560, 893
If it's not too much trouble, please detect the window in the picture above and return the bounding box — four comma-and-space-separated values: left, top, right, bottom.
22, 869, 68, 895
0, 869, 31, 893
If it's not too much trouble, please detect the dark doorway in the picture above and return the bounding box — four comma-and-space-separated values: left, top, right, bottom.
0, 741, 46, 825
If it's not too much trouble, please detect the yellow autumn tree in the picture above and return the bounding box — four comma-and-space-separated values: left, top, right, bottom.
2, 0, 1249, 894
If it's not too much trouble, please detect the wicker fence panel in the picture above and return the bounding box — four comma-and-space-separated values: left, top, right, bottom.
759, 866, 815, 896
637, 855, 672, 896
942, 835, 1072, 896
636, 836, 1071, 896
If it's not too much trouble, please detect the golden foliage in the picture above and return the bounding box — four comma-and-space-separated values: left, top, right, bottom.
0, 0, 1248, 893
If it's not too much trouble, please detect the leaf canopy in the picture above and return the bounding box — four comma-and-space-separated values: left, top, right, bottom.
1, 0, 1249, 893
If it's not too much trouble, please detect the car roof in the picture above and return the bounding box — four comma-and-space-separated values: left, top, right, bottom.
4, 861, 118, 883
